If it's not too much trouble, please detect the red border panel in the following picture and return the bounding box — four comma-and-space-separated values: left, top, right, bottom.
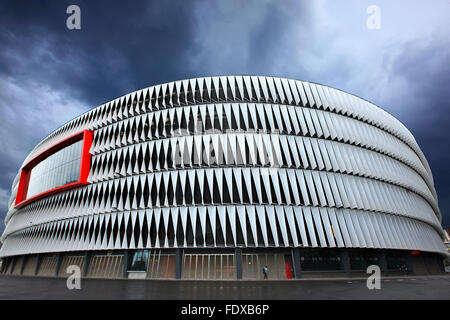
15, 130, 93, 209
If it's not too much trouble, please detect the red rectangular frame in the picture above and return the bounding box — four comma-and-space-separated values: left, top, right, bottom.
15, 130, 93, 209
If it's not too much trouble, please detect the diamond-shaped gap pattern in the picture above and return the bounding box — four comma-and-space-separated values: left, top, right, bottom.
1, 76, 444, 258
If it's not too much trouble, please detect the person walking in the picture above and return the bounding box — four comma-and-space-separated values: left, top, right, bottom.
263, 265, 268, 280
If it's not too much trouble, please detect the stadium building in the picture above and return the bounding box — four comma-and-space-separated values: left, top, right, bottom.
0, 76, 447, 279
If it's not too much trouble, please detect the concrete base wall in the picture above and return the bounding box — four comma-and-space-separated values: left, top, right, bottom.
0, 249, 446, 280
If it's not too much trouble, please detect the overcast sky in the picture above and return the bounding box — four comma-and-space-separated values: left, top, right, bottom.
0, 0, 449, 233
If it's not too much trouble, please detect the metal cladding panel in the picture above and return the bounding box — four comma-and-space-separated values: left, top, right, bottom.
0, 76, 447, 258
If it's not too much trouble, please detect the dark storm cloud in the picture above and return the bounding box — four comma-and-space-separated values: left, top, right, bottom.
0, 0, 201, 105
382, 35, 450, 227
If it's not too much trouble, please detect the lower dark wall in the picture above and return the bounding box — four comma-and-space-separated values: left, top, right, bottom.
409, 252, 445, 275
0, 248, 446, 280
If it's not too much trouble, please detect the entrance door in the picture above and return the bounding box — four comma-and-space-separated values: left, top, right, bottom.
284, 255, 294, 279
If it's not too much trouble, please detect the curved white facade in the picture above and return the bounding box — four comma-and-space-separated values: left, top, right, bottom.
0, 76, 447, 261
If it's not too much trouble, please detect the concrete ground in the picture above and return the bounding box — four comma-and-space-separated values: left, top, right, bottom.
0, 274, 449, 300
